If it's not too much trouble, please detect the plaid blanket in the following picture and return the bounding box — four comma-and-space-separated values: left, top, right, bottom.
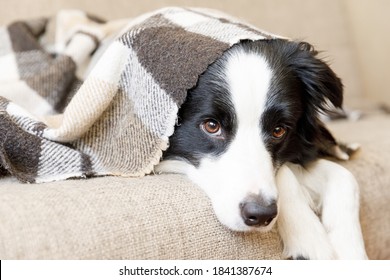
0, 7, 277, 183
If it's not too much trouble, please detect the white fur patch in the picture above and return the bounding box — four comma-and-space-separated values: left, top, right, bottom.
185, 49, 277, 231
289, 160, 368, 259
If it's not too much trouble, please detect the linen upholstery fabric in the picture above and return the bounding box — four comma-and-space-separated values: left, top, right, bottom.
0, 174, 283, 259
0, 7, 276, 183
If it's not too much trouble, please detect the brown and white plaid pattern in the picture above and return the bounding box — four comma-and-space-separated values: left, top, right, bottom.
0, 7, 276, 183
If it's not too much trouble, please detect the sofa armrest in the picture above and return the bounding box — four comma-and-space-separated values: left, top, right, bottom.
0, 174, 282, 259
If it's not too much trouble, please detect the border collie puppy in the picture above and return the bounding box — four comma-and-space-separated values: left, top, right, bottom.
156, 39, 367, 259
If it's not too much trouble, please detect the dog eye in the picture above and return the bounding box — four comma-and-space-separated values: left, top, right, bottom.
272, 126, 287, 139
201, 119, 222, 136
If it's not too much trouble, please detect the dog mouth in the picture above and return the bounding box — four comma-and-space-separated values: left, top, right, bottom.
243, 214, 278, 232
222, 216, 278, 233
244, 215, 275, 227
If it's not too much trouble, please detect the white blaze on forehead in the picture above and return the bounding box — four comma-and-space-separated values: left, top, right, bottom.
225, 49, 272, 127
185, 49, 278, 231
223, 49, 276, 195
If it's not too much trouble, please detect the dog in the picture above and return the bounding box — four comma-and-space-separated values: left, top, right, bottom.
155, 39, 367, 259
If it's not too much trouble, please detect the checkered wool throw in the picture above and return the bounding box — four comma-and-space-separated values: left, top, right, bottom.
0, 7, 279, 183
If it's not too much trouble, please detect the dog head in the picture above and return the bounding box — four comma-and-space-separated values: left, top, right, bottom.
159, 39, 343, 231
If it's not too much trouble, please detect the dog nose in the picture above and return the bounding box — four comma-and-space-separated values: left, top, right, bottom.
240, 200, 277, 227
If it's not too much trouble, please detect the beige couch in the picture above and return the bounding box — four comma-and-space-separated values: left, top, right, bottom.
0, 0, 389, 259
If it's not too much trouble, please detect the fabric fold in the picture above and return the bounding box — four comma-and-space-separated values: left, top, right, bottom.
0, 7, 276, 183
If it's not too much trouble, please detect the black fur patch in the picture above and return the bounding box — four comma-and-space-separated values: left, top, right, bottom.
164, 39, 344, 168
163, 54, 236, 166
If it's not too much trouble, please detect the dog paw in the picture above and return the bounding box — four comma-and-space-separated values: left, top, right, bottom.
287, 255, 309, 260
282, 239, 336, 260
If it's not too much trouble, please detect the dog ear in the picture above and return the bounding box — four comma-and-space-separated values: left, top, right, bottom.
287, 42, 348, 163
292, 42, 343, 112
